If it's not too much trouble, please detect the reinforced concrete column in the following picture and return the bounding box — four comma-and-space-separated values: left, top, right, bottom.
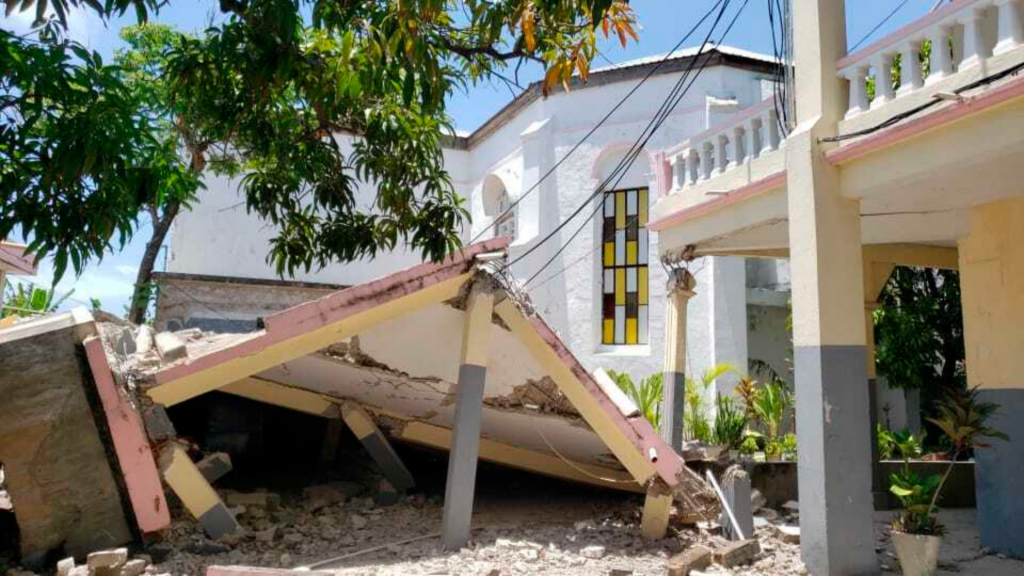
787, 1, 877, 573
441, 279, 496, 550
959, 198, 1024, 558
864, 260, 895, 509
662, 269, 697, 450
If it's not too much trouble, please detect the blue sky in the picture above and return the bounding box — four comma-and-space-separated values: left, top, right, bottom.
5, 0, 942, 315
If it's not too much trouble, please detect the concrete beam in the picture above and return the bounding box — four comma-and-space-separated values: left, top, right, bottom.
442, 280, 495, 550
341, 402, 415, 493
220, 377, 340, 417
82, 337, 171, 534
393, 419, 642, 492
494, 299, 660, 487
640, 483, 673, 541
158, 445, 239, 539
319, 418, 345, 464
862, 243, 958, 270
145, 239, 508, 407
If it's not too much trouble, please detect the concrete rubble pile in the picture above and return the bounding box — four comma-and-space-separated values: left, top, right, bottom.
0, 244, 801, 575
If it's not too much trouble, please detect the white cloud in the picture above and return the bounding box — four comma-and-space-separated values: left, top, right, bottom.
115, 265, 139, 277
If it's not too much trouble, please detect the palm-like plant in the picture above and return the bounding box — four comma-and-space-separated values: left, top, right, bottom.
608, 371, 663, 431
752, 380, 792, 440
684, 363, 736, 442
713, 395, 747, 449
2, 284, 74, 318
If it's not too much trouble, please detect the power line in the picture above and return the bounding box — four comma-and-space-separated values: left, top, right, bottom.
849, 0, 912, 53
515, 0, 752, 286
506, 0, 736, 273
469, 0, 728, 244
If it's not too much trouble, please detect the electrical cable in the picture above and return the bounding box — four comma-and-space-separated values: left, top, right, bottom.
469, 0, 728, 244
515, 0, 751, 286
848, 0, 913, 53
822, 60, 1024, 143
505, 0, 738, 274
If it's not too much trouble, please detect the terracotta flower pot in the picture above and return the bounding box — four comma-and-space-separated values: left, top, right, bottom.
892, 531, 942, 576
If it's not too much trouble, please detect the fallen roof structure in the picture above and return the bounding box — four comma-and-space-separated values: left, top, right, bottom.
133, 239, 709, 547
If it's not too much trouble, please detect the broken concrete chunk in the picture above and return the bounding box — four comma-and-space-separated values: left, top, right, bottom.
750, 489, 766, 512
135, 326, 155, 355
350, 514, 368, 530
781, 500, 799, 512
374, 479, 400, 506
119, 560, 147, 576
55, 558, 75, 576
713, 539, 760, 568
774, 524, 801, 544
143, 404, 177, 442
87, 548, 128, 576
154, 332, 188, 362
197, 452, 233, 484
580, 545, 606, 559
225, 492, 278, 509
666, 545, 712, 576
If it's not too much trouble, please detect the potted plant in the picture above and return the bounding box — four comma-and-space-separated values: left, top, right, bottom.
738, 434, 759, 461
889, 387, 1007, 576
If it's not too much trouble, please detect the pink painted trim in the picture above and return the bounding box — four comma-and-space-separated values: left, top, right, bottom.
663, 98, 776, 158
83, 336, 171, 533
827, 74, 1024, 165
0, 242, 37, 275
207, 567, 333, 576
837, 0, 983, 69
153, 239, 508, 386
525, 314, 688, 488
647, 171, 788, 232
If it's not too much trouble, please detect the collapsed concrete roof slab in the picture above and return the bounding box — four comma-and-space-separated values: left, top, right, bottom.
138, 239, 703, 499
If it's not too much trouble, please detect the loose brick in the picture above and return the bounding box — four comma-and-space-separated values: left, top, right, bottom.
666, 545, 712, 576
713, 539, 760, 568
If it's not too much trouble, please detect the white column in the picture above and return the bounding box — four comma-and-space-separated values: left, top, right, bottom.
746, 119, 760, 160
897, 41, 924, 96
994, 0, 1024, 56
843, 67, 870, 116
960, 10, 989, 69
871, 52, 895, 107
715, 134, 729, 175
927, 26, 954, 83
732, 125, 746, 167
671, 155, 685, 190
701, 142, 714, 180
765, 110, 780, 151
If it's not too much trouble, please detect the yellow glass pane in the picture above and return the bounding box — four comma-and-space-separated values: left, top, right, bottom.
615, 191, 625, 229
627, 241, 637, 265
639, 267, 649, 304
604, 242, 614, 266
639, 189, 649, 226
603, 320, 614, 344
615, 269, 625, 305
626, 318, 638, 344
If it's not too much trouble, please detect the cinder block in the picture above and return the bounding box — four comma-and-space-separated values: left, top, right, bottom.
154, 332, 187, 362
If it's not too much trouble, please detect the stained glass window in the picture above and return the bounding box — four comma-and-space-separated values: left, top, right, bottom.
601, 188, 649, 345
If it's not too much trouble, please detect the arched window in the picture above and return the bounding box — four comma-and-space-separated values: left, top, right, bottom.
483, 175, 516, 242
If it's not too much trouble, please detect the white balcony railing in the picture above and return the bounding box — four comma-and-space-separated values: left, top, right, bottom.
838, 0, 1024, 120
664, 98, 784, 192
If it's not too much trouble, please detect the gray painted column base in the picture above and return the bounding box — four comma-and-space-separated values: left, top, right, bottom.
441, 364, 487, 550
794, 345, 878, 575
662, 371, 686, 450
721, 468, 753, 541
868, 378, 887, 511
975, 389, 1024, 559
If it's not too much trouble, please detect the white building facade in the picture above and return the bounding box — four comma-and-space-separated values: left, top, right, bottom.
161, 46, 789, 394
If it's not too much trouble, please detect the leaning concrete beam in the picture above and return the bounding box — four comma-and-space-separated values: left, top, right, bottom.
221, 377, 340, 417
159, 445, 239, 539
341, 403, 415, 492
494, 299, 676, 488
320, 418, 345, 464
146, 239, 507, 407
83, 337, 171, 534
442, 281, 495, 550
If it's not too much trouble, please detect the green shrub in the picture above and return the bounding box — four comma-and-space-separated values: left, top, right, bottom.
608, 370, 663, 431
713, 395, 747, 449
